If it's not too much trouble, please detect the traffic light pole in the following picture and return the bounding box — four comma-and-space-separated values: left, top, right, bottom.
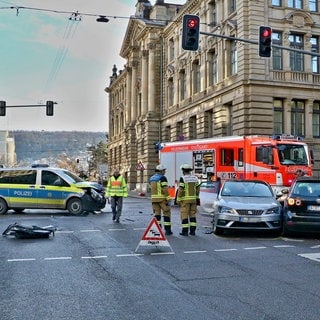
200, 31, 320, 57
0, 101, 56, 116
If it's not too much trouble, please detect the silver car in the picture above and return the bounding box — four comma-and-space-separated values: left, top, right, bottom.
213, 180, 282, 235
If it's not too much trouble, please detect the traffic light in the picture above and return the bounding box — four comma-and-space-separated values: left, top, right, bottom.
0, 101, 6, 116
46, 100, 54, 116
259, 26, 272, 57
182, 14, 200, 51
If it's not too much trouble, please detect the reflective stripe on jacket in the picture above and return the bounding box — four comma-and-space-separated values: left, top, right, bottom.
177, 174, 200, 203
106, 175, 128, 197
149, 173, 171, 202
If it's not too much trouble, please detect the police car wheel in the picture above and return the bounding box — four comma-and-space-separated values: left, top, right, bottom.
0, 198, 8, 215
67, 198, 83, 215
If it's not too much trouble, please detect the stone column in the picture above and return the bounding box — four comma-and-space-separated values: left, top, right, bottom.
148, 42, 156, 113
283, 98, 291, 134
131, 60, 138, 122
126, 67, 132, 125
141, 50, 149, 116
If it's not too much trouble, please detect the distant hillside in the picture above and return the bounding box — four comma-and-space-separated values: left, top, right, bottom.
10, 131, 107, 163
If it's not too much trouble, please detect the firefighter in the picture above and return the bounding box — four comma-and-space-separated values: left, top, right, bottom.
176, 164, 200, 236
149, 164, 173, 235
106, 168, 128, 222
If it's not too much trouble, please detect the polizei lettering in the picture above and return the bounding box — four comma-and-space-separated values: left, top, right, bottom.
13, 190, 33, 197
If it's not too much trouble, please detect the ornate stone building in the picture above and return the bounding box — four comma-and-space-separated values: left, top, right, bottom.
106, 0, 320, 192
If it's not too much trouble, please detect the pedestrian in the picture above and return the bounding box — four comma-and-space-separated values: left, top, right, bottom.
106, 168, 128, 223
176, 164, 200, 236
149, 164, 173, 235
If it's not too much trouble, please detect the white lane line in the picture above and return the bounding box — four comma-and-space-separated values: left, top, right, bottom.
80, 230, 101, 233
273, 245, 296, 248
7, 258, 36, 262
184, 250, 207, 254
108, 228, 126, 231
81, 256, 108, 259
116, 253, 144, 257
298, 253, 320, 262
133, 228, 146, 231
244, 246, 267, 250
214, 248, 237, 252
56, 231, 74, 234
44, 257, 72, 261
311, 245, 320, 249
150, 252, 175, 255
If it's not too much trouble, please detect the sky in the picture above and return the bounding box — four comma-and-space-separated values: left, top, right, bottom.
0, 0, 186, 132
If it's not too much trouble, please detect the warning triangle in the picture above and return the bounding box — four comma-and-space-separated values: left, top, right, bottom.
141, 217, 166, 241
135, 217, 173, 252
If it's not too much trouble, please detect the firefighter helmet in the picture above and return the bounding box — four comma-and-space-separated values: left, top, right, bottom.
156, 164, 166, 171
180, 164, 193, 171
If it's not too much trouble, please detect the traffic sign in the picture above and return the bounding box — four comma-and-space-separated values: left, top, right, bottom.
135, 217, 173, 252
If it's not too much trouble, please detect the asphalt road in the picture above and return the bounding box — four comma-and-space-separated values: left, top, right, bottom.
1, 196, 320, 320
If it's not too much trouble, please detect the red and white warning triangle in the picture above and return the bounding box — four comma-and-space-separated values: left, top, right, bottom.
135, 217, 173, 251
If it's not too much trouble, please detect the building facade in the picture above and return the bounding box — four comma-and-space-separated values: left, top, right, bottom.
106, 0, 320, 192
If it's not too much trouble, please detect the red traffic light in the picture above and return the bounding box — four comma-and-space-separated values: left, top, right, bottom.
261, 28, 272, 38
182, 14, 200, 51
259, 26, 272, 57
187, 17, 199, 29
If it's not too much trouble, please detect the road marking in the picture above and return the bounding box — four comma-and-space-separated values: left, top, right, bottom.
108, 228, 126, 231
116, 253, 144, 257
56, 231, 74, 234
7, 258, 36, 262
214, 248, 237, 252
244, 246, 267, 250
298, 252, 320, 263
310, 245, 320, 249
150, 252, 175, 256
273, 245, 296, 248
184, 250, 207, 254
44, 257, 72, 261
81, 255, 108, 259
80, 229, 101, 233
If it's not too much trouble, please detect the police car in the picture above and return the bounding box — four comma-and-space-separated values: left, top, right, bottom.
0, 165, 106, 215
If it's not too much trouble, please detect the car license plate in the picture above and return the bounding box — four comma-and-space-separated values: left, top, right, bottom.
239, 217, 260, 223
307, 205, 320, 211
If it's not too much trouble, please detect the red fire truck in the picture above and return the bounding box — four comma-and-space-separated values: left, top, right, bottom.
159, 135, 313, 196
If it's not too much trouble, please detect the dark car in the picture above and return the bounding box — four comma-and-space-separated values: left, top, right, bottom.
213, 179, 282, 235
283, 177, 320, 236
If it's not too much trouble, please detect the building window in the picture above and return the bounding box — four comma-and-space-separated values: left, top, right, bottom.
289, 34, 304, 71
309, 0, 317, 11
291, 100, 305, 137
274, 99, 284, 134
230, 38, 238, 75
272, 31, 283, 70
192, 60, 201, 94
208, 50, 218, 86
204, 110, 214, 137
272, 0, 281, 6
288, 0, 303, 9
179, 70, 186, 101
164, 125, 171, 142
313, 101, 320, 137
177, 121, 184, 141
168, 77, 174, 106
169, 38, 174, 61
209, 1, 217, 27
189, 116, 197, 140
229, 0, 236, 14
311, 36, 319, 73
